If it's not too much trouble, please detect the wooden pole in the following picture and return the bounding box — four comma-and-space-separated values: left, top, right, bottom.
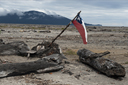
48, 11, 81, 47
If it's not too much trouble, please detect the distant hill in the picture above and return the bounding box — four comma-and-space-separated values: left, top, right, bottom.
0, 10, 102, 26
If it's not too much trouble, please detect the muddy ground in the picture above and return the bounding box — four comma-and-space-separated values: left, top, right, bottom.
0, 24, 128, 85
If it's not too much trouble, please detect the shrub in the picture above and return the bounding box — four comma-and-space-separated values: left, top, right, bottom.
64, 49, 77, 55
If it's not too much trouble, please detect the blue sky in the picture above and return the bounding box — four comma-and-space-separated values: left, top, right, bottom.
0, 0, 128, 26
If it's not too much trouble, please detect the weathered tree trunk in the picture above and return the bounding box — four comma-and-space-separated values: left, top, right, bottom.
0, 41, 29, 56
0, 54, 64, 78
77, 49, 126, 77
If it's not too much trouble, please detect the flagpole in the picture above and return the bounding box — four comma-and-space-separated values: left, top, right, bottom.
48, 11, 81, 47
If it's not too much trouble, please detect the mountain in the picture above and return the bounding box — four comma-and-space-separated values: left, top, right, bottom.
0, 11, 70, 25
0, 10, 102, 26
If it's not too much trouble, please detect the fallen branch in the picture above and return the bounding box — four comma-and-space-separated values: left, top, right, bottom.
0, 54, 65, 78
77, 49, 125, 77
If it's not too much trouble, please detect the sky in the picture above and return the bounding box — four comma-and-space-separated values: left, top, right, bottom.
0, 0, 128, 26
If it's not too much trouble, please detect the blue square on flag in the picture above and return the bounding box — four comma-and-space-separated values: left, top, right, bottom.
72, 14, 87, 44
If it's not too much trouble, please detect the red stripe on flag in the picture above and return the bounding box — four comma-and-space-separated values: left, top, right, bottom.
72, 20, 87, 44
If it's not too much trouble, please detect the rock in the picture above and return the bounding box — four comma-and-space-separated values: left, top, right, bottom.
38, 30, 51, 33
0, 39, 5, 45
62, 70, 74, 75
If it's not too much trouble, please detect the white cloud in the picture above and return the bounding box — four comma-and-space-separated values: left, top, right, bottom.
0, 0, 128, 26
0, 8, 24, 16
0, 8, 9, 16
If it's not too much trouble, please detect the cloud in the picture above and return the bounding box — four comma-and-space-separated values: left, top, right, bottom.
0, 8, 9, 16
0, 8, 24, 16
0, 0, 128, 26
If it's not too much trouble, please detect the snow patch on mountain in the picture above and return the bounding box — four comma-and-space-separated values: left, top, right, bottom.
27, 17, 39, 20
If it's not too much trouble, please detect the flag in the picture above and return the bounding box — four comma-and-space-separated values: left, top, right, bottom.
72, 14, 87, 44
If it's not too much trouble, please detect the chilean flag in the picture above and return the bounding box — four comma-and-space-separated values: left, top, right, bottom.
72, 14, 87, 44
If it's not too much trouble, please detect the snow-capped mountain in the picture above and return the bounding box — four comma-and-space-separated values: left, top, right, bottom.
0, 10, 102, 26
0, 10, 71, 25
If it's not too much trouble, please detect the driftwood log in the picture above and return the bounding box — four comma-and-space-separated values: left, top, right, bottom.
30, 41, 62, 57
0, 39, 62, 58
0, 54, 65, 77
19, 41, 62, 58
77, 49, 126, 77
0, 40, 29, 56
